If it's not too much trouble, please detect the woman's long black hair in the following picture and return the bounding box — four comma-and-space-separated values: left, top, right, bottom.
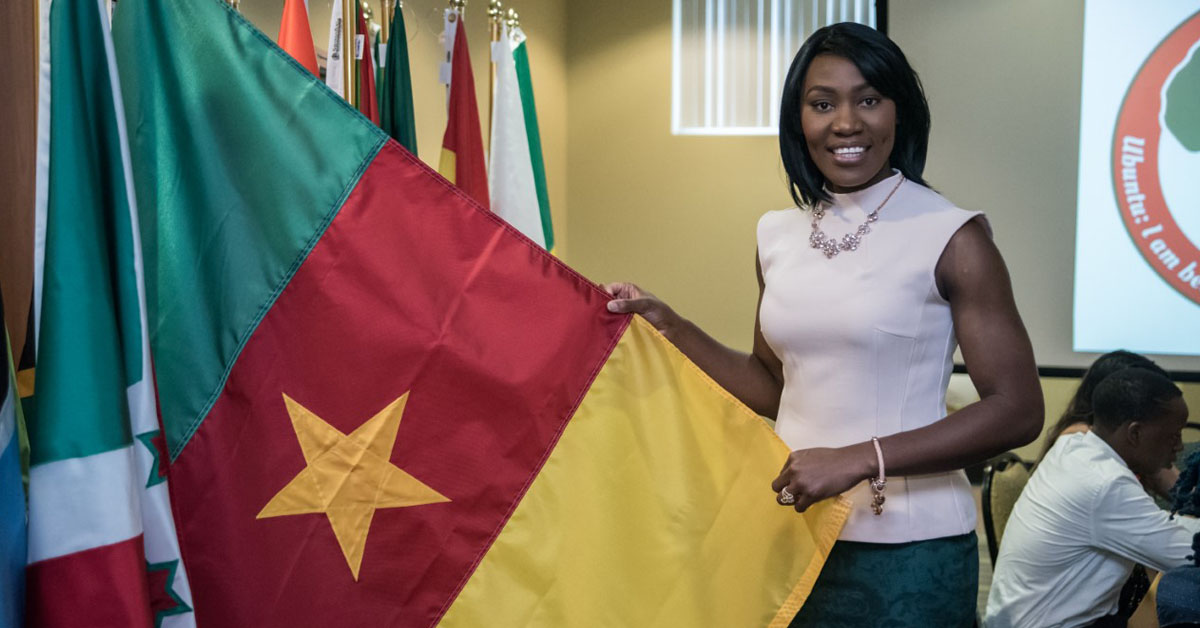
779, 22, 930, 208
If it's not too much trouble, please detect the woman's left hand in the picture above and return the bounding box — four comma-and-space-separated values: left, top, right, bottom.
770, 444, 874, 513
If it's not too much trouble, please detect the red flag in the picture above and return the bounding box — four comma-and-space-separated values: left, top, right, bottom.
355, 1, 378, 124
277, 0, 318, 76
437, 15, 488, 209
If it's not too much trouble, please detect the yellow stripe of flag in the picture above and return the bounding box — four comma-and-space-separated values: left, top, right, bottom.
441, 316, 849, 627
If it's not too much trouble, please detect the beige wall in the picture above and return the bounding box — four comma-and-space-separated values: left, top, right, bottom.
565, 0, 790, 352
240, 0, 570, 256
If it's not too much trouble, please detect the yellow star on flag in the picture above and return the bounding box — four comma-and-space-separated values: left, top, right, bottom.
257, 392, 450, 580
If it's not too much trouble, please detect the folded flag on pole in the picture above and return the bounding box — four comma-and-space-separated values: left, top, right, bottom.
512, 26, 555, 252
379, 4, 418, 153
26, 1, 193, 626
489, 22, 544, 248
112, 0, 848, 626
277, 0, 319, 75
438, 9, 489, 209
1, 294, 25, 628
354, 0, 378, 124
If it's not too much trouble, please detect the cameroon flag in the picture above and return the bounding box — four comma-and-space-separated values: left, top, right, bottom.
112, 1, 847, 626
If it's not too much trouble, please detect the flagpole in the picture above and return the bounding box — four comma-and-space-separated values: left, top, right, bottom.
343, 0, 355, 104
381, 0, 392, 44
487, 0, 502, 155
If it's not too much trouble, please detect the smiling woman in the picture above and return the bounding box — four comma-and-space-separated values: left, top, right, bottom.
606, 21, 1044, 627
779, 25, 930, 206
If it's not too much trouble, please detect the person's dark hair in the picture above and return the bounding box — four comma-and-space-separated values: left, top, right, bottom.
1037, 350, 1169, 461
1091, 367, 1182, 432
778, 22, 931, 208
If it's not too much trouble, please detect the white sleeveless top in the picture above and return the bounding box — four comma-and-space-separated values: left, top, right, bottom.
757, 171, 985, 543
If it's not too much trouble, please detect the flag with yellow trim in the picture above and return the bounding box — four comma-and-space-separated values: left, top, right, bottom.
111, 1, 847, 626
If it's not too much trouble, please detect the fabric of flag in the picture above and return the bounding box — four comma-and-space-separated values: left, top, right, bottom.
354, 0, 378, 124
1, 294, 25, 628
489, 23, 544, 248
277, 0, 319, 75
379, 4, 418, 153
324, 0, 345, 97
26, 1, 193, 626
437, 11, 489, 209
112, 0, 848, 626
511, 27, 555, 252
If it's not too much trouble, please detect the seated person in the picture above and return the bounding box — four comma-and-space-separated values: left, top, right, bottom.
985, 368, 1200, 628
1037, 350, 1178, 496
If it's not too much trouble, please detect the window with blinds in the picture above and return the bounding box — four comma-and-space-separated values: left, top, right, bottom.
672, 0, 881, 136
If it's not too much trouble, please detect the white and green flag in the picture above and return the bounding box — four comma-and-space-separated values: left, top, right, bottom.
511, 26, 555, 252
489, 24, 553, 250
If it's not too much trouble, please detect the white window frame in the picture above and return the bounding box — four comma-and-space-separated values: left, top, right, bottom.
672, 0, 880, 136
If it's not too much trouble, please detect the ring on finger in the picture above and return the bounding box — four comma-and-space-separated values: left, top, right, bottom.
778, 486, 796, 505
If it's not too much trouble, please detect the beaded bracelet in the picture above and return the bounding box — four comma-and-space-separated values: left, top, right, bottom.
870, 436, 887, 516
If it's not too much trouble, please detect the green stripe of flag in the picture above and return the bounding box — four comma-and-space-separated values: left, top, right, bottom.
513, 38, 553, 252
112, 0, 386, 459
31, 0, 143, 465
380, 5, 418, 153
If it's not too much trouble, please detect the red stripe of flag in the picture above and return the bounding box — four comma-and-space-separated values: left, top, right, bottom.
26, 535, 153, 628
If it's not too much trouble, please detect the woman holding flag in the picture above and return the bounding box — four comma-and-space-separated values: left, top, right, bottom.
606, 22, 1042, 625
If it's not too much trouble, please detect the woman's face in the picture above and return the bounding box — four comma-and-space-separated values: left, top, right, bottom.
799, 54, 897, 194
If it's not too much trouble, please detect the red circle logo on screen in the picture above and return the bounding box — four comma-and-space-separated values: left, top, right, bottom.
1112, 10, 1200, 306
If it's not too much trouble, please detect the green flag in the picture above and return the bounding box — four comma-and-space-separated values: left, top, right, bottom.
379, 6, 417, 153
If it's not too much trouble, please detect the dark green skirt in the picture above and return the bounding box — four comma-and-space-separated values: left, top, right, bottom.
789, 532, 979, 628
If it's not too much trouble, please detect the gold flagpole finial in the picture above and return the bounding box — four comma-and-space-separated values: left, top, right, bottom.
506, 8, 519, 29
228, 0, 240, 11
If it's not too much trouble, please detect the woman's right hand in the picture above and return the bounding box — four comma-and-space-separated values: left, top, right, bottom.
602, 282, 684, 340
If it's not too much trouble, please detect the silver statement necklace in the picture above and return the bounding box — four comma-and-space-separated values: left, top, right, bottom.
809, 175, 905, 259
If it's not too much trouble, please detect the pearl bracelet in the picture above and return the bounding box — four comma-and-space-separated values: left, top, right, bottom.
870, 436, 887, 516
